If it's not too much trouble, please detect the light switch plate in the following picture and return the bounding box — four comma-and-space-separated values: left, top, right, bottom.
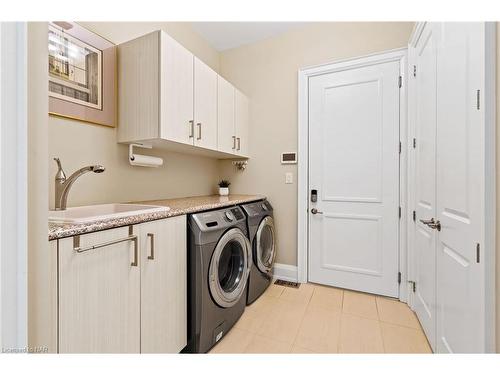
285, 172, 293, 184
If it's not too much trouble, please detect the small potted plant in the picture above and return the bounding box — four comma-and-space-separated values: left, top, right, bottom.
218, 179, 231, 196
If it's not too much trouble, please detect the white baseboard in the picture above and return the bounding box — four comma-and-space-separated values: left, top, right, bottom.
272, 263, 298, 283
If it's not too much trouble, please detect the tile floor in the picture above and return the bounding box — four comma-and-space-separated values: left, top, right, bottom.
209, 283, 432, 354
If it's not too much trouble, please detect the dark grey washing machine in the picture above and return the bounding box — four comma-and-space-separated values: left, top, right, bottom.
184, 206, 251, 353
241, 199, 276, 305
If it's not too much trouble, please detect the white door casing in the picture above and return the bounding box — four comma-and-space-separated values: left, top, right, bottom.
308, 56, 402, 298
412, 22, 438, 351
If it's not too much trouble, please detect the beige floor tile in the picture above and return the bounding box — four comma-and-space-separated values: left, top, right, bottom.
293, 305, 341, 353
234, 295, 277, 333
376, 297, 421, 329
209, 327, 255, 354
279, 283, 315, 304
381, 322, 432, 353
309, 284, 343, 311
342, 290, 379, 320
256, 297, 308, 344
339, 313, 384, 353
290, 344, 317, 353
264, 283, 285, 298
245, 334, 292, 353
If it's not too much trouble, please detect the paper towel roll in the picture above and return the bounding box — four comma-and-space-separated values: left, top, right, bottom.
129, 154, 163, 167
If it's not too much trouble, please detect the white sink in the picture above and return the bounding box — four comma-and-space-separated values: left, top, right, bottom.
49, 203, 170, 224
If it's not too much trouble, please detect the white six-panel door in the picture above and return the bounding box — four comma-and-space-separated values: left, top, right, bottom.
308, 56, 401, 297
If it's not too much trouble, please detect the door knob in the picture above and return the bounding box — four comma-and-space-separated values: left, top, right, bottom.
311, 208, 323, 215
428, 220, 441, 231
419, 218, 441, 231
419, 218, 435, 226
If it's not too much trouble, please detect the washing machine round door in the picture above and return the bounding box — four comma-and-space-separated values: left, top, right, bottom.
255, 216, 276, 274
209, 228, 251, 308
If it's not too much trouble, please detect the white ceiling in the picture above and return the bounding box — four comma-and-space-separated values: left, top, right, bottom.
190, 22, 306, 51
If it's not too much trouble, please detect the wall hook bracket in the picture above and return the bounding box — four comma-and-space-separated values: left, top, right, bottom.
232, 160, 248, 171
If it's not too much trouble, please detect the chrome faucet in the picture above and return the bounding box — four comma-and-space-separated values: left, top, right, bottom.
53, 158, 105, 210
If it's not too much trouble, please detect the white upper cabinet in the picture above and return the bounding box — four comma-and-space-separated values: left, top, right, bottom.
160, 33, 194, 145
235, 89, 249, 157
118, 30, 249, 159
217, 76, 236, 154
194, 57, 218, 150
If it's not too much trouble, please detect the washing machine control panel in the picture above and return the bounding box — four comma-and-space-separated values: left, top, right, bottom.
191, 206, 246, 231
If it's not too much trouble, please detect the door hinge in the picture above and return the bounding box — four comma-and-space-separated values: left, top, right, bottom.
398, 272, 402, 284
476, 90, 480, 110
413, 138, 416, 149
476, 243, 480, 263
413, 65, 417, 77
408, 280, 416, 293
399, 206, 402, 219
412, 210, 416, 222
398, 75, 402, 88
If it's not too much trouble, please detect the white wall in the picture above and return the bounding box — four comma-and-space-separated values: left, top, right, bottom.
0, 22, 28, 352
218, 22, 415, 265
48, 22, 222, 209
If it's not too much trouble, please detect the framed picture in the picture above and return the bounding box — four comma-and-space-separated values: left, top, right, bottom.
48, 21, 116, 127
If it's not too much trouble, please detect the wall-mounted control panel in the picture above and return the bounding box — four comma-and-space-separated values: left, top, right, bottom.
281, 152, 297, 164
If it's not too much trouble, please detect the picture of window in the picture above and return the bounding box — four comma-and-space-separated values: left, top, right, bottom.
48, 22, 116, 127
49, 24, 102, 109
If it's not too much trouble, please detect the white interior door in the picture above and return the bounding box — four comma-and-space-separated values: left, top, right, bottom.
308, 56, 401, 297
413, 22, 438, 351
435, 22, 485, 353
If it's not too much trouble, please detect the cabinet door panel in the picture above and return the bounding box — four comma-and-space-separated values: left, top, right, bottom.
140, 216, 187, 353
217, 76, 236, 154
235, 89, 249, 156
58, 227, 140, 353
194, 57, 218, 150
161, 32, 194, 145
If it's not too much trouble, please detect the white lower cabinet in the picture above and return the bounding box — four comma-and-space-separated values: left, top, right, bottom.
57, 216, 186, 353
138, 216, 187, 353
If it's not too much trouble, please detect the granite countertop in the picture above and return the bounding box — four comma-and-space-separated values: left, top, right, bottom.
48, 194, 265, 240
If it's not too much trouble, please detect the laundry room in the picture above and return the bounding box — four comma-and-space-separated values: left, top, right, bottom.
1, 1, 500, 374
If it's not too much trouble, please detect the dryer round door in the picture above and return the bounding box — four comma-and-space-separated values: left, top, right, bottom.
255, 216, 276, 274
209, 228, 251, 308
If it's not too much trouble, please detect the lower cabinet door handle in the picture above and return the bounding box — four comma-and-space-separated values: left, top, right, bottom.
189, 120, 194, 138
197, 123, 202, 140
147, 233, 155, 260
131, 236, 139, 267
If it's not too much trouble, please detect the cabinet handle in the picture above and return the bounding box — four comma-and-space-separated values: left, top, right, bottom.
147, 233, 155, 260
232, 136, 236, 150
189, 120, 194, 138
237, 137, 241, 151
197, 122, 202, 140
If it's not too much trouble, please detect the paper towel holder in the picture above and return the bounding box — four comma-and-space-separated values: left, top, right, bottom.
129, 143, 163, 167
